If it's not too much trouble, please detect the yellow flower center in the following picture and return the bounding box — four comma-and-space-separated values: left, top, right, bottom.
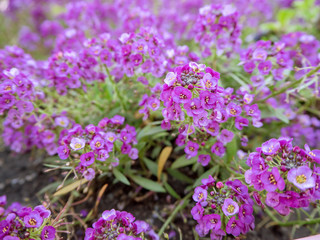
95, 141, 101, 148
296, 174, 307, 184
230, 109, 236, 115
227, 204, 235, 213
28, 218, 37, 225
74, 143, 82, 149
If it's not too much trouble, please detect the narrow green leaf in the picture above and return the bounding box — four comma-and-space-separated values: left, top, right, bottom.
143, 158, 158, 176
53, 178, 88, 197
171, 156, 197, 169
113, 168, 130, 185
129, 175, 166, 192
163, 182, 181, 199
167, 168, 193, 184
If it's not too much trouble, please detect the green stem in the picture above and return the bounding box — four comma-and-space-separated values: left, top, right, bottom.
158, 191, 193, 236
104, 65, 127, 112
258, 65, 320, 102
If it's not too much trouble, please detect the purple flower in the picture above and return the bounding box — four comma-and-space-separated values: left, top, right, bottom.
41, 226, 56, 240
252, 48, 267, 61
239, 204, 254, 224
83, 168, 95, 180
266, 191, 282, 208
57, 145, 70, 160
222, 198, 239, 216
191, 203, 204, 221
24, 210, 43, 228
235, 117, 249, 130
211, 141, 225, 157
90, 136, 104, 150
304, 144, 320, 163
80, 152, 95, 166
203, 214, 221, 231
226, 217, 242, 237
287, 166, 315, 191
205, 121, 220, 136
243, 61, 256, 73
70, 137, 86, 151
193, 186, 207, 205
164, 72, 177, 86
129, 148, 139, 160
184, 98, 203, 117
102, 209, 116, 221
55, 116, 69, 128
34, 205, 51, 218
199, 91, 216, 109
198, 154, 210, 166
172, 86, 192, 104
185, 141, 199, 157
96, 149, 109, 161
0, 220, 10, 238
261, 167, 285, 192
219, 129, 234, 144
258, 60, 272, 75
226, 102, 241, 117
201, 73, 217, 90
261, 138, 280, 155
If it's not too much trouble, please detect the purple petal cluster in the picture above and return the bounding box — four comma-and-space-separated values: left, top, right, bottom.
85, 209, 158, 240
191, 178, 254, 239
150, 62, 262, 159
245, 137, 320, 215
57, 115, 138, 180
0, 196, 56, 240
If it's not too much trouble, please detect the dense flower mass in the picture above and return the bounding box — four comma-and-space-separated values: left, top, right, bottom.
245, 138, 320, 215
57, 115, 138, 180
191, 177, 254, 239
1, 0, 320, 239
84, 209, 158, 240
0, 195, 57, 240
155, 62, 262, 161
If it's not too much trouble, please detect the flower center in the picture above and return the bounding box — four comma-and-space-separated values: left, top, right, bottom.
296, 174, 307, 184
2, 226, 9, 233
189, 147, 195, 151
198, 193, 203, 200
152, 103, 157, 108
74, 143, 82, 149
4, 86, 11, 91
108, 136, 114, 142
205, 80, 212, 88
28, 218, 37, 225
230, 108, 236, 115
179, 93, 187, 99
309, 151, 315, 157
268, 174, 277, 185
227, 204, 235, 213
95, 141, 101, 147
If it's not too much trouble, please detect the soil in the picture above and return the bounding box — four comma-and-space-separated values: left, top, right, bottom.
0, 150, 316, 240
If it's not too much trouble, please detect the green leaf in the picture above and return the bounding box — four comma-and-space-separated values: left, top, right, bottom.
277, 9, 295, 26
163, 182, 181, 199
137, 126, 166, 141
167, 168, 193, 184
171, 156, 197, 169
193, 166, 219, 187
226, 136, 237, 164
53, 178, 88, 197
129, 175, 166, 192
113, 168, 130, 185
272, 107, 289, 124
143, 158, 158, 176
